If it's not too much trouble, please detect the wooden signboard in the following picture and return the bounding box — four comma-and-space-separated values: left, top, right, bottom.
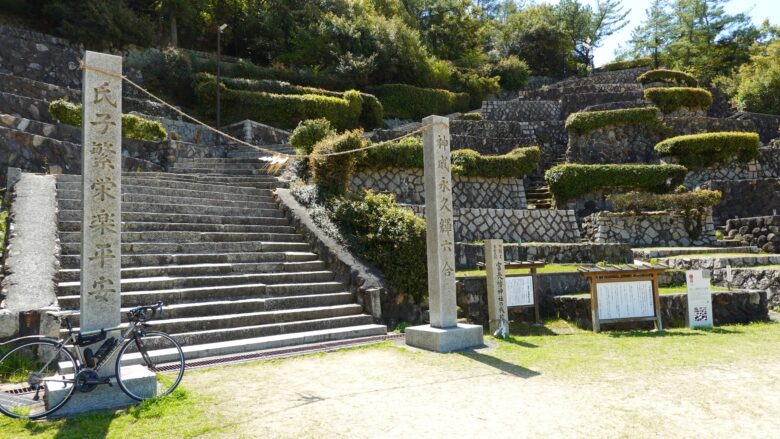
579, 264, 667, 333
479, 260, 544, 324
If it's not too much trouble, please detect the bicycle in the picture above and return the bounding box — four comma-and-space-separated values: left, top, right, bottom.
0, 302, 185, 419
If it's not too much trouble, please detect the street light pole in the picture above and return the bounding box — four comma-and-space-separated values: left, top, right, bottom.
216, 23, 227, 146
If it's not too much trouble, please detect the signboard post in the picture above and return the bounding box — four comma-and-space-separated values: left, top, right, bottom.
686, 270, 714, 329
480, 253, 544, 328
484, 240, 509, 337
580, 265, 666, 333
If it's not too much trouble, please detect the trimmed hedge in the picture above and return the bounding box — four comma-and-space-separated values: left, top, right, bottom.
219, 75, 383, 129
638, 69, 698, 87
564, 107, 663, 134
643, 87, 713, 113
368, 84, 470, 120
358, 136, 540, 179
48, 99, 168, 142
310, 129, 366, 196
654, 132, 760, 169
600, 58, 652, 72
545, 163, 688, 202
607, 189, 722, 214
460, 112, 483, 121
193, 74, 362, 130
332, 191, 427, 303
290, 118, 334, 155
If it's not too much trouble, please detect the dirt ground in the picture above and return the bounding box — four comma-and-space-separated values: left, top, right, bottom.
186, 340, 780, 438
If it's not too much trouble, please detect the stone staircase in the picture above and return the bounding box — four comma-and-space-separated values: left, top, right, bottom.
54, 158, 386, 360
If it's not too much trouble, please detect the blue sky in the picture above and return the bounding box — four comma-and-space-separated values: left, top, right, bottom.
535, 0, 779, 66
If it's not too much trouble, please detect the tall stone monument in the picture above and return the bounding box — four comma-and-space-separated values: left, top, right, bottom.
405, 115, 483, 352
484, 239, 509, 337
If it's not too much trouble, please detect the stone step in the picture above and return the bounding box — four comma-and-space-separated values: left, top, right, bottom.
59, 251, 318, 269
64, 304, 364, 335
59, 230, 304, 245
57, 271, 337, 295
171, 162, 275, 171
59, 210, 285, 225
57, 195, 277, 210
57, 186, 274, 203
165, 167, 277, 176
57, 281, 346, 308
57, 201, 283, 217
60, 240, 312, 256
632, 246, 760, 259
177, 157, 283, 165
58, 220, 294, 234
56, 178, 276, 196
65, 294, 357, 326
168, 314, 377, 347
59, 260, 326, 281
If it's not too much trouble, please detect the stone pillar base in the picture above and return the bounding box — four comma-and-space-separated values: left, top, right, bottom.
405, 323, 484, 353
45, 365, 156, 418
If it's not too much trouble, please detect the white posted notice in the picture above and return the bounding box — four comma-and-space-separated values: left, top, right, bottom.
597, 281, 655, 320
686, 270, 714, 328
506, 276, 534, 307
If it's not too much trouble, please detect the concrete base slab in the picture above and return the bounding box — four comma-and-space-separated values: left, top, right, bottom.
44, 365, 156, 418
405, 323, 484, 353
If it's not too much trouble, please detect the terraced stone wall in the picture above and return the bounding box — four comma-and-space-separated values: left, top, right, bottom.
706, 179, 780, 225
566, 124, 663, 164
480, 100, 561, 121
711, 268, 780, 309
731, 112, 780, 144
664, 116, 755, 137
351, 167, 526, 209
454, 242, 632, 269
582, 211, 718, 246
405, 205, 580, 243
222, 119, 291, 145
724, 216, 780, 252
686, 147, 780, 187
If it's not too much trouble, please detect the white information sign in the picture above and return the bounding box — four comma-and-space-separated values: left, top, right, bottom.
686, 270, 714, 328
597, 281, 655, 320
507, 276, 534, 307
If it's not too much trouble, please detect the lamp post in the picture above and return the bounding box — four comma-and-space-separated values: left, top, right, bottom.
216, 23, 228, 146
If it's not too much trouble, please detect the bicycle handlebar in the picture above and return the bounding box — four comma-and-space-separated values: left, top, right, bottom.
128, 301, 164, 323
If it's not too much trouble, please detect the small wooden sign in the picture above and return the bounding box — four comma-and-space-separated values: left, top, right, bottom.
579, 264, 666, 333
479, 259, 544, 325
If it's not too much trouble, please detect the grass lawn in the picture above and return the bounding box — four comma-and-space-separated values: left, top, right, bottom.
745, 265, 780, 270
2, 321, 779, 437
457, 263, 581, 277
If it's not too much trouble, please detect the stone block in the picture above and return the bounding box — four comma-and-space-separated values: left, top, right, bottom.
405, 323, 484, 353
44, 365, 156, 418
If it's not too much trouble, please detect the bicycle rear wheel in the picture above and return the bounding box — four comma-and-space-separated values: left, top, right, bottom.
0, 340, 77, 419
115, 332, 185, 401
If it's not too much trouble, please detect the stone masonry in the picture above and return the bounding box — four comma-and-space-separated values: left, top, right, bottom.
582, 211, 718, 246
566, 123, 663, 164
706, 179, 780, 225
481, 100, 561, 122
725, 216, 780, 253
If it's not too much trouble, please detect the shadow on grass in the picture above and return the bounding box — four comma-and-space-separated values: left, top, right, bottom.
458, 350, 540, 379
607, 326, 742, 338
508, 322, 559, 337
501, 336, 538, 348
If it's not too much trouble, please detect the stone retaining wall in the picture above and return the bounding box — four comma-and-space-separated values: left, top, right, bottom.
684, 147, 780, 187
145, 115, 216, 145
406, 205, 580, 243
454, 242, 632, 269
731, 112, 780, 144
657, 254, 780, 271
222, 119, 291, 145
550, 290, 768, 330
480, 100, 561, 122
711, 268, 780, 309
582, 211, 718, 246
561, 91, 645, 117
706, 179, 780, 225
449, 120, 567, 155
725, 216, 780, 253
352, 167, 527, 209
566, 123, 663, 164
664, 116, 755, 136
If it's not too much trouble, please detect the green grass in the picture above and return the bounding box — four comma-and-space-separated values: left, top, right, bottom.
457, 264, 582, 277
744, 265, 780, 270
0, 387, 227, 438
666, 252, 763, 259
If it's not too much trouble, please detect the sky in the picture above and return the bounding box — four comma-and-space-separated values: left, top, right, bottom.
535, 0, 779, 66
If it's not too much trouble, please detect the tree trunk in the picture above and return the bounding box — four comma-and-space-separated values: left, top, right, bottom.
170, 12, 178, 47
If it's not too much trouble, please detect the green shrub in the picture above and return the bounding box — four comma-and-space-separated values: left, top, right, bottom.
643, 87, 713, 113
451, 147, 540, 179
608, 189, 722, 213
220, 75, 384, 129
545, 163, 688, 203
193, 74, 363, 130
125, 47, 193, 103
717, 39, 780, 115
48, 99, 167, 142
368, 84, 470, 120
310, 130, 366, 196
332, 191, 427, 303
450, 70, 501, 109
491, 55, 530, 90
290, 118, 335, 155
638, 69, 698, 87
654, 132, 760, 169
358, 137, 539, 179
564, 107, 663, 134
460, 112, 483, 121
600, 58, 652, 72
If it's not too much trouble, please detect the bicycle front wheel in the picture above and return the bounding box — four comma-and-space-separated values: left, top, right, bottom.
115, 332, 185, 401
0, 340, 77, 419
